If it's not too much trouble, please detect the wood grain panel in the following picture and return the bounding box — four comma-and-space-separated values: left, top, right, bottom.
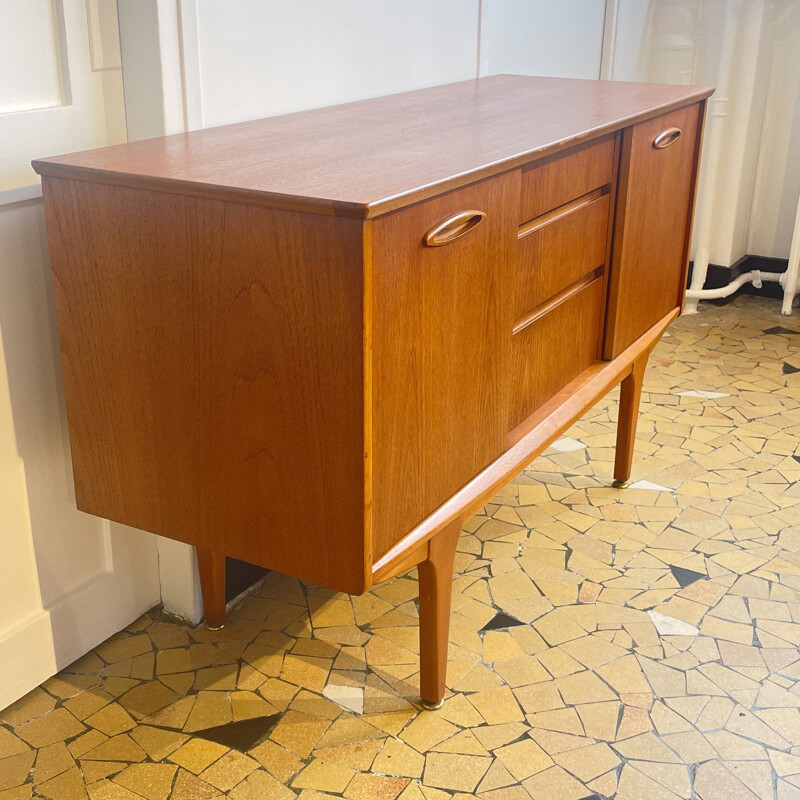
519, 135, 616, 224
41, 176, 368, 594
604, 103, 702, 358
370, 172, 520, 560
515, 192, 609, 319
509, 276, 605, 432
33, 76, 712, 219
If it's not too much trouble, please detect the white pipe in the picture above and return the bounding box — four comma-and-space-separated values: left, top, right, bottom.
685, 269, 783, 300
684, 0, 739, 314
782, 187, 800, 315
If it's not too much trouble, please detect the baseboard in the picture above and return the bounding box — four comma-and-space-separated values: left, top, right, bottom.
0, 611, 57, 711
687, 255, 788, 305
0, 558, 160, 710
46, 567, 159, 671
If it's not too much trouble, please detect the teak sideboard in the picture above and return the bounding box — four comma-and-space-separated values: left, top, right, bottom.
33, 75, 712, 708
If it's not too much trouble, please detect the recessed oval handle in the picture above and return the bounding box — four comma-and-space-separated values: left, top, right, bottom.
653, 127, 682, 149
424, 210, 486, 247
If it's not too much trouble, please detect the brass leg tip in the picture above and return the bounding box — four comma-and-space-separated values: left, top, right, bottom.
612, 479, 629, 489
204, 621, 225, 631
419, 698, 444, 711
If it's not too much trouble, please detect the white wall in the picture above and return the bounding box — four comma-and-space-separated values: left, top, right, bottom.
193, 0, 480, 127
480, 0, 606, 79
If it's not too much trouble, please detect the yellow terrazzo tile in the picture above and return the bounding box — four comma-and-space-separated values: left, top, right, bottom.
595, 654, 652, 695
533, 610, 587, 646
291, 759, 355, 793
615, 764, 684, 800
588, 769, 618, 797
154, 649, 192, 675
182, 693, 232, 733
536, 647, 583, 678
477, 758, 516, 793
168, 739, 228, 774
699, 616, 754, 644
270, 711, 331, 758
422, 752, 491, 793
360, 710, 415, 737
522, 765, 591, 800
113, 764, 177, 800
431, 729, 488, 756
0, 731, 28, 762
125, 726, 186, 762
83, 703, 136, 738
248, 740, 304, 783
0, 751, 36, 792
450, 663, 504, 693
198, 751, 258, 792
226, 768, 294, 800
67, 731, 108, 760
554, 742, 621, 782
16, 709, 85, 749
96, 636, 152, 665
560, 635, 628, 669
36, 765, 86, 800
371, 738, 424, 779
0, 689, 56, 728
575, 701, 620, 741
482, 632, 526, 663
467, 686, 524, 725
32, 741, 74, 784
63, 691, 113, 722
554, 670, 616, 705
492, 656, 550, 687
494, 739, 553, 780
311, 740, 382, 771
281, 655, 331, 693
79, 761, 126, 784
400, 713, 458, 753
343, 773, 409, 800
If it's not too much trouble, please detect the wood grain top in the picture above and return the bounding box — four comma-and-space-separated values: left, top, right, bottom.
32, 74, 712, 218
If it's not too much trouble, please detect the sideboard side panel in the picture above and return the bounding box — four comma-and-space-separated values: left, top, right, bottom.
41, 177, 368, 594
370, 172, 520, 560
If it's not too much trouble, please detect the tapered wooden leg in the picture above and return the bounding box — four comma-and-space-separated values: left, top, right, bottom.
196, 547, 226, 630
417, 518, 462, 709
613, 355, 649, 487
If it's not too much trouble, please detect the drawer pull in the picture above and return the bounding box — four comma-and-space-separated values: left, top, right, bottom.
653, 127, 682, 149
424, 210, 485, 246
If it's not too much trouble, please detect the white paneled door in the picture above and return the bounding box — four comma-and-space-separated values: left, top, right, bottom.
0, 0, 160, 711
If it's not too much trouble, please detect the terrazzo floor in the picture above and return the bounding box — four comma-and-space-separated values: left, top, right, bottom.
2, 295, 800, 800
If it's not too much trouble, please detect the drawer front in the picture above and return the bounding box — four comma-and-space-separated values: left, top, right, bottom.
371, 171, 520, 560
605, 103, 703, 358
515, 192, 610, 320
509, 275, 604, 432
519, 135, 616, 224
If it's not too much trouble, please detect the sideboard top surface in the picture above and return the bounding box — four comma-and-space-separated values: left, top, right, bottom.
33, 74, 712, 218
